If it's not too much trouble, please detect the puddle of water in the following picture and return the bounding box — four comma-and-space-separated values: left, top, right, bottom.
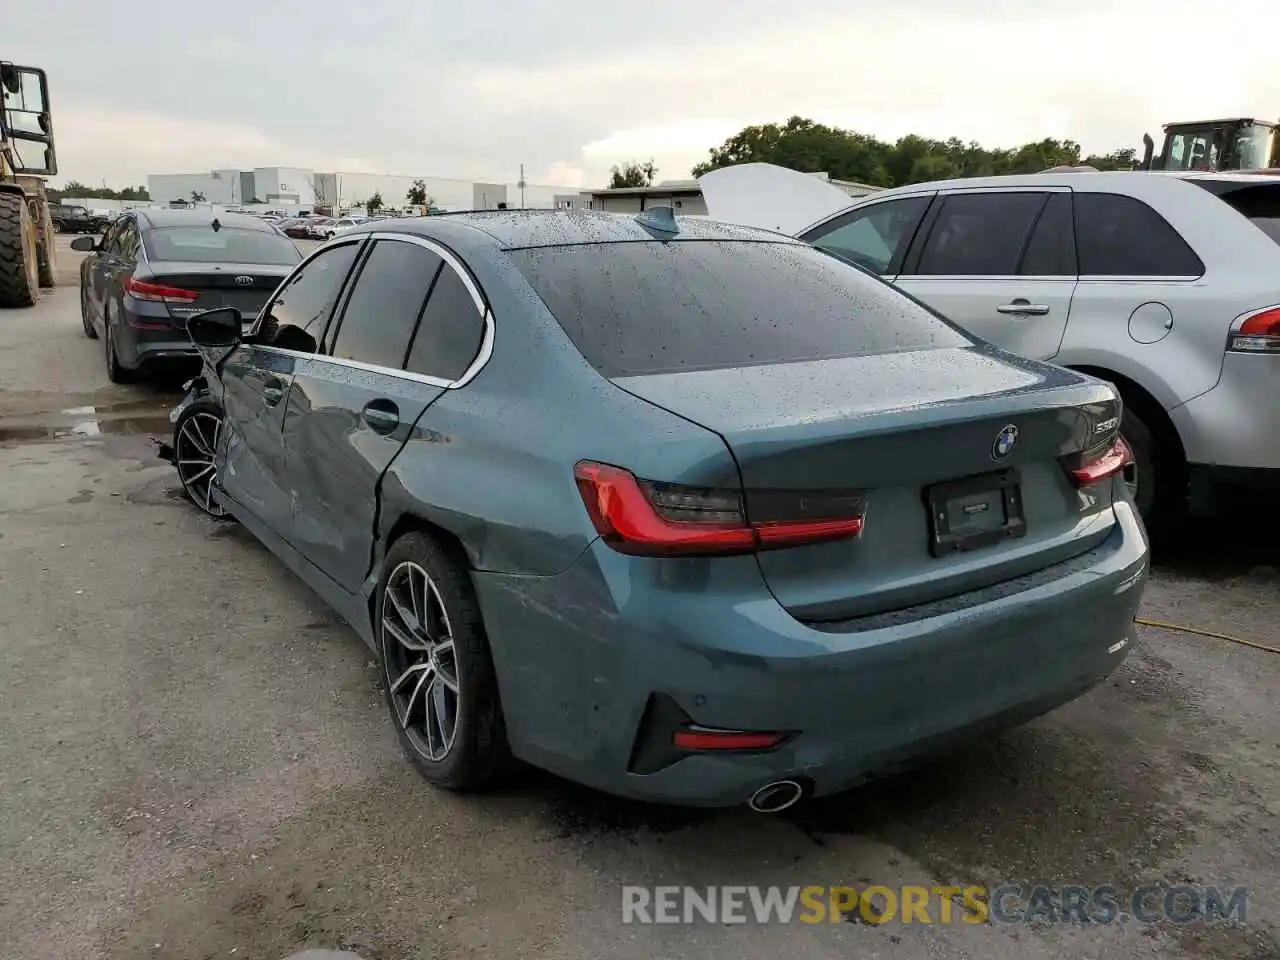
0, 404, 175, 444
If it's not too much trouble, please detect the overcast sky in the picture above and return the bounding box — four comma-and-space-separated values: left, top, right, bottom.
4, 0, 1276, 189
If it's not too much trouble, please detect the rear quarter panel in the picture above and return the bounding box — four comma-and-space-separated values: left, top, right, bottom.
1056, 176, 1280, 410
375, 243, 739, 578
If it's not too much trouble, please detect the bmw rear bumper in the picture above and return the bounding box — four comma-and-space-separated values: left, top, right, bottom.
472, 496, 1149, 807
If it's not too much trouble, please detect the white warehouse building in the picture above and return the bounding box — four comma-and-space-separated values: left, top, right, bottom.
147, 165, 569, 212
147, 169, 242, 205
147, 166, 314, 206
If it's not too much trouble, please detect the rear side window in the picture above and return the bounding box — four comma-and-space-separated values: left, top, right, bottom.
330, 239, 442, 369
509, 240, 970, 378
802, 195, 931, 274
914, 192, 1048, 276
1191, 181, 1280, 245
1073, 193, 1204, 276
145, 226, 302, 265
405, 265, 487, 381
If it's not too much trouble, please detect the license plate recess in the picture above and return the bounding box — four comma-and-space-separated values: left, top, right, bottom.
926, 468, 1026, 558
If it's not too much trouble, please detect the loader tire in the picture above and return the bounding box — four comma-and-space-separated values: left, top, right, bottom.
37, 202, 56, 288
0, 192, 39, 308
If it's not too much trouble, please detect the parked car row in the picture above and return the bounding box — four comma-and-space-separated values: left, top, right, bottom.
701, 164, 1280, 525
141, 206, 1148, 811
275, 215, 371, 240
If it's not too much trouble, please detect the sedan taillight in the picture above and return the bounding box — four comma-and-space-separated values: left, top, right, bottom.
1067, 437, 1134, 487
574, 461, 866, 557
123, 277, 199, 304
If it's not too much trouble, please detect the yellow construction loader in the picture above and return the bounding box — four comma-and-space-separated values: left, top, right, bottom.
0, 61, 58, 308
1139, 118, 1280, 172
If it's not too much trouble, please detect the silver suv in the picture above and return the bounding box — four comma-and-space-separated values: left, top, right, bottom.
703, 166, 1280, 528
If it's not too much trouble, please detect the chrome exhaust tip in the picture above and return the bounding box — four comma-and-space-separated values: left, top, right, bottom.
748, 779, 805, 814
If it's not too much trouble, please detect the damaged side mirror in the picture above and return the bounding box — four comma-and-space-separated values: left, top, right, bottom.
187, 307, 243, 347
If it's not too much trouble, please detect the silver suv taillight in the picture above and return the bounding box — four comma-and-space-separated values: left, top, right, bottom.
1229, 306, 1280, 353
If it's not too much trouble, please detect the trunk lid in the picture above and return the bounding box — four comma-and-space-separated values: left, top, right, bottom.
145, 262, 292, 326
696, 162, 857, 235
614, 346, 1121, 621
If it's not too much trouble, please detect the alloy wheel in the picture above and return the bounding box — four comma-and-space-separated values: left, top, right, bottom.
382, 561, 460, 762
175, 411, 227, 518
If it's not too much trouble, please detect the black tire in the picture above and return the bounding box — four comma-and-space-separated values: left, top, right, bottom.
172, 398, 232, 519
53, 220, 65, 234
0, 191, 38, 308
37, 202, 56, 289
104, 307, 135, 383
80, 283, 98, 339
1119, 402, 1181, 533
37, 241, 55, 289
378, 531, 511, 791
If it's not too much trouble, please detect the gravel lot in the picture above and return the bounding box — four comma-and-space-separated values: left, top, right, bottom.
0, 236, 1277, 960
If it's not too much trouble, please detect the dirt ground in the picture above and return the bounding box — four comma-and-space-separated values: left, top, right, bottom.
0, 236, 1277, 960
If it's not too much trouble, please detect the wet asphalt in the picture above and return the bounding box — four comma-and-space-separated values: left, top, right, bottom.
0, 237, 1276, 960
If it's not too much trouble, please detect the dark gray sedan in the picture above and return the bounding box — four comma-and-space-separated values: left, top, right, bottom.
73, 208, 300, 382
167, 210, 1148, 810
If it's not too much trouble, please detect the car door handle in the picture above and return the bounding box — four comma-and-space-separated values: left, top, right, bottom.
997, 300, 1051, 316
262, 379, 285, 406
362, 400, 400, 435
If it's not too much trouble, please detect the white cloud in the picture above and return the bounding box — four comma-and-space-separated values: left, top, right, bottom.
22, 0, 1280, 189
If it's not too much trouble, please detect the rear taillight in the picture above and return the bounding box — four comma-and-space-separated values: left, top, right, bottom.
1228, 306, 1280, 353
1067, 436, 1134, 487
573, 461, 866, 557
123, 277, 199, 304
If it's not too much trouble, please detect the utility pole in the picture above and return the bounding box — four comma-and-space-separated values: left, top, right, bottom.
518, 163, 526, 209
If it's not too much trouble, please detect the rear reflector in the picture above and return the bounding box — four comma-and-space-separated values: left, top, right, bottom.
671, 728, 786, 751
573, 461, 865, 557
1229, 306, 1280, 353
1068, 436, 1134, 487
123, 277, 200, 304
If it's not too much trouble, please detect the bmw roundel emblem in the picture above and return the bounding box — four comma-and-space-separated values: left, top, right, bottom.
992, 424, 1019, 461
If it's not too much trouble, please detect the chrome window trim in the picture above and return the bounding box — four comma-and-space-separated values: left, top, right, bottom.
894, 274, 1078, 282
1076, 275, 1203, 283
255, 344, 454, 388
247, 231, 495, 390
893, 274, 1202, 283
933, 185, 1074, 195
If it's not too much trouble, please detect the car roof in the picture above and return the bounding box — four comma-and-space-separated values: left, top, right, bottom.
346, 208, 798, 249
862, 168, 1280, 199
134, 208, 281, 231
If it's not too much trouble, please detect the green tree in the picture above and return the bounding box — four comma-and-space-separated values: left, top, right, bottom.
1083, 148, 1138, 171
609, 160, 657, 188
190, 190, 207, 203
406, 179, 431, 206
367, 191, 384, 214
51, 181, 150, 201
691, 117, 1137, 187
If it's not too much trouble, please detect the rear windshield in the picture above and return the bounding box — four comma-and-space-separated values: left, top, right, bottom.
144, 226, 302, 265
509, 241, 970, 377
1192, 180, 1280, 244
